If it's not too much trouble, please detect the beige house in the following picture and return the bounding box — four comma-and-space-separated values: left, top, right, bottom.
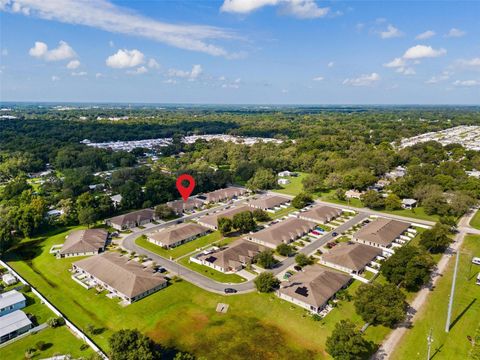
197, 205, 252, 230
106, 209, 156, 230
72, 252, 167, 304
353, 218, 410, 250
196, 239, 265, 273
147, 223, 210, 249
299, 205, 342, 224
248, 195, 290, 212
203, 187, 247, 203
277, 266, 351, 313
319, 242, 382, 274
247, 217, 316, 248
57, 229, 109, 259
167, 198, 204, 214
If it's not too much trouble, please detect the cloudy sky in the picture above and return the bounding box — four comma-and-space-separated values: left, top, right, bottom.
0, 0, 479, 104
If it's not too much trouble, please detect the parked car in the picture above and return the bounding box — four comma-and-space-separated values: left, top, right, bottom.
294, 265, 302, 271
224, 288, 237, 294
156, 267, 167, 273
332, 232, 338, 237
472, 257, 480, 265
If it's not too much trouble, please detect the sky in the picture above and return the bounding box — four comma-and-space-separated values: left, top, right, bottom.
0, 0, 479, 104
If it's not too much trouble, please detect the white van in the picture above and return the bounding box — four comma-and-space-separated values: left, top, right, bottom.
472, 257, 480, 265
476, 273, 480, 286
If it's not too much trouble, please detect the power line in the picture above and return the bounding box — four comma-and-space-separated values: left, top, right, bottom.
445, 248, 460, 332
427, 328, 433, 360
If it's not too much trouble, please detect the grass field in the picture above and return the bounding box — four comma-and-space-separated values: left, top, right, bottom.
470, 210, 480, 230
275, 173, 307, 196
5, 226, 391, 359
177, 256, 247, 283
391, 235, 480, 360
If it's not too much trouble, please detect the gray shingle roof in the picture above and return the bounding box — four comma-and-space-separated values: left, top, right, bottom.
354, 218, 410, 246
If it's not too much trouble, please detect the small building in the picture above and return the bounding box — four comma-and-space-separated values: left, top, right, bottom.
197, 205, 252, 230
202, 187, 247, 203
106, 209, 157, 230
147, 223, 210, 249
278, 171, 296, 177
72, 252, 167, 304
247, 217, 317, 248
167, 198, 204, 214
0, 290, 27, 317
110, 194, 123, 208
345, 190, 365, 199
248, 195, 290, 212
401, 198, 417, 209
2, 274, 17, 286
298, 205, 342, 224
277, 266, 351, 313
319, 242, 382, 274
353, 218, 410, 250
385, 166, 407, 180
196, 239, 265, 273
46, 209, 63, 218
278, 178, 290, 185
0, 310, 32, 344
57, 229, 109, 259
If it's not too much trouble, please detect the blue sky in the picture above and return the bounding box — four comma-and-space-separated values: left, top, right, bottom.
0, 0, 479, 104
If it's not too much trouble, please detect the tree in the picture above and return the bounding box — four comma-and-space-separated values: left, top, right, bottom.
254, 272, 280, 293
217, 217, 233, 236
119, 180, 143, 210
0, 219, 15, 255
276, 243, 294, 257
419, 223, 452, 253
302, 174, 325, 193
354, 283, 406, 327
384, 194, 402, 211
325, 320, 373, 360
295, 253, 314, 267
246, 168, 277, 190
232, 211, 256, 233
335, 188, 346, 201
108, 329, 159, 360
254, 250, 278, 269
291, 192, 313, 209
78, 207, 96, 228
154, 204, 175, 220
360, 190, 384, 209
381, 246, 434, 291
252, 208, 270, 222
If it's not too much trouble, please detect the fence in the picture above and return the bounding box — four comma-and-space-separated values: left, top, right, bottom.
0, 260, 108, 359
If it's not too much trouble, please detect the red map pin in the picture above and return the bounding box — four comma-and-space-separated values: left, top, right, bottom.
176, 174, 195, 201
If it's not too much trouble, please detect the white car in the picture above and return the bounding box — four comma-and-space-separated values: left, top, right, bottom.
472, 257, 480, 265
477, 273, 480, 286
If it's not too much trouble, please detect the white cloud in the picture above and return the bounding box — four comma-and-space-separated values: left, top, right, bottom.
312, 76, 324, 81
425, 71, 451, 84
415, 30, 435, 40
164, 79, 177, 84
327, 61, 334, 68
109, 40, 115, 48
71, 71, 87, 76
147, 58, 160, 69
219, 76, 226, 81
3, 0, 236, 57
51, 75, 60, 81
95, 72, 104, 78
379, 24, 403, 39
343, 73, 380, 86
66, 59, 80, 69
445, 28, 466, 38
221, 0, 329, 19
106, 49, 144, 68
457, 58, 480, 69
168, 64, 203, 80
397, 67, 415, 75
29, 40, 76, 61
452, 79, 479, 87
127, 66, 148, 75
403, 45, 446, 59
383, 57, 406, 68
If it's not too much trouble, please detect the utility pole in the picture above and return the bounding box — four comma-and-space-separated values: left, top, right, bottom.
427, 328, 433, 360
445, 249, 460, 332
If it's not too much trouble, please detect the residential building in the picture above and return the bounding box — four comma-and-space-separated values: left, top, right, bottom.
167, 198, 204, 214
401, 198, 417, 209
298, 205, 342, 224
110, 194, 123, 208
147, 223, 210, 249
57, 229, 109, 258
345, 190, 365, 199
277, 266, 351, 313
319, 242, 382, 274
278, 178, 290, 185
247, 217, 316, 248
202, 187, 247, 203
353, 218, 410, 250
248, 195, 290, 212
196, 239, 265, 273
2, 274, 17, 286
278, 170, 296, 177
197, 205, 252, 230
72, 252, 167, 304
106, 209, 156, 230
0, 310, 32, 344
385, 166, 407, 180
0, 290, 27, 317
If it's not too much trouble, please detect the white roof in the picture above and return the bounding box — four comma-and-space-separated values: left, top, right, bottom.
2, 273, 16, 282
0, 310, 32, 338
0, 290, 26, 310
402, 198, 417, 205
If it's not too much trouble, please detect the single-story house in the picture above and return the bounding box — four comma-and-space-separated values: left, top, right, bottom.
106, 209, 157, 230
57, 229, 109, 259
0, 310, 32, 344
0, 290, 27, 317
110, 194, 123, 208
202, 187, 247, 203
353, 218, 410, 250
167, 198, 204, 214
247, 217, 317, 248
2, 273, 17, 286
319, 242, 382, 274
278, 170, 296, 177
196, 239, 265, 273
248, 195, 290, 212
197, 205, 252, 230
72, 252, 167, 304
401, 198, 418, 209
147, 223, 210, 249
278, 178, 290, 185
299, 205, 342, 224
277, 266, 351, 313
385, 166, 407, 180
345, 190, 365, 199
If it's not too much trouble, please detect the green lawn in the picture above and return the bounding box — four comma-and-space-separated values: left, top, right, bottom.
177, 256, 247, 283
392, 235, 480, 360
271, 206, 296, 219
135, 231, 223, 260
470, 210, 480, 230
1, 327, 95, 359
276, 172, 307, 196
5, 226, 392, 359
